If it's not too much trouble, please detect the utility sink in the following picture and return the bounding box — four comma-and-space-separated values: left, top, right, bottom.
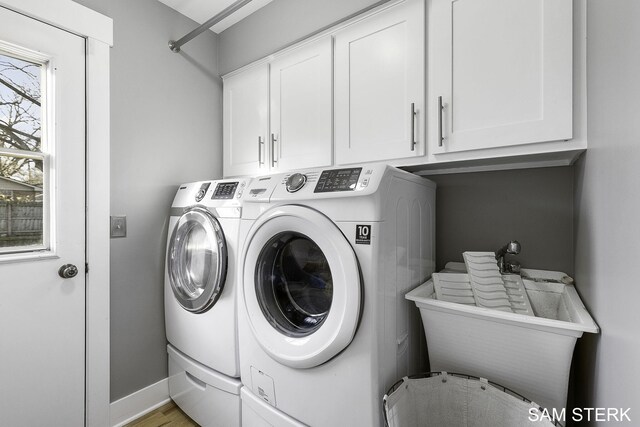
406, 262, 599, 413
434, 262, 599, 331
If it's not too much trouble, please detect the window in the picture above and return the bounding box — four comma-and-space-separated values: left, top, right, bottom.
0, 50, 47, 253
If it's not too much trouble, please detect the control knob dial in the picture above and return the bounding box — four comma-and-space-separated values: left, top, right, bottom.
286, 173, 307, 193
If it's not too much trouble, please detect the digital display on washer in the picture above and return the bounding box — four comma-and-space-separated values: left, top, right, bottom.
314, 168, 362, 193
212, 182, 238, 199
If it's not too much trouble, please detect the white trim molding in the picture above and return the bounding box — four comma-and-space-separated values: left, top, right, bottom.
0, 0, 113, 46
0, 1, 113, 426
110, 378, 170, 427
85, 37, 112, 427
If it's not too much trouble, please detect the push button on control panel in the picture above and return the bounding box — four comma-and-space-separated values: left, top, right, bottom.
236, 181, 247, 198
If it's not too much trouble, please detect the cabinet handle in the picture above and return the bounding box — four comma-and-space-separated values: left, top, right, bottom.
411, 103, 417, 151
271, 133, 278, 167
438, 96, 445, 147
258, 136, 264, 166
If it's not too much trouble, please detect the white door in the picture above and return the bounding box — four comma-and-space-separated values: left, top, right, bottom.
429, 0, 573, 154
334, 0, 425, 165
0, 6, 86, 426
223, 64, 269, 177
270, 37, 333, 171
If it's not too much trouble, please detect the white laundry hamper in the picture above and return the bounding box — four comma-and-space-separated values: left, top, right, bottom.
383, 372, 562, 427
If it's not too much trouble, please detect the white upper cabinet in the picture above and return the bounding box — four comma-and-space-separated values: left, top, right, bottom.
270, 37, 333, 172
223, 38, 332, 177
223, 64, 269, 178
224, 0, 583, 175
429, 0, 573, 156
334, 0, 425, 165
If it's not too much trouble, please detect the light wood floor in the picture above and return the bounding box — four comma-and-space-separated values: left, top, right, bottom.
126, 401, 199, 427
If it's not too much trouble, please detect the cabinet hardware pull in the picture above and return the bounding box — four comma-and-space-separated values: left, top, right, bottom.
438, 96, 445, 147
271, 133, 278, 167
411, 103, 417, 151
258, 136, 264, 166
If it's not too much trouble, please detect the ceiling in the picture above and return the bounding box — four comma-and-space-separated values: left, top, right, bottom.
158, 0, 273, 33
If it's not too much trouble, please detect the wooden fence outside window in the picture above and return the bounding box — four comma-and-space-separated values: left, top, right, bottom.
0, 201, 43, 247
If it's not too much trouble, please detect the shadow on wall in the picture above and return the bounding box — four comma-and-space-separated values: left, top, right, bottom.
176, 50, 222, 85
427, 166, 575, 275
567, 333, 600, 427
569, 151, 605, 425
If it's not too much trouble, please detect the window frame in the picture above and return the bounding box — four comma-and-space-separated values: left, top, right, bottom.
0, 41, 55, 259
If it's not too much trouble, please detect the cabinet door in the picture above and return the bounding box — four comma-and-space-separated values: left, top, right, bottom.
429, 0, 573, 155
223, 64, 268, 177
270, 37, 333, 171
334, 0, 425, 165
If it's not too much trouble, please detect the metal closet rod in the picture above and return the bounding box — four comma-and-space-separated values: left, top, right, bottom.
169, 0, 253, 53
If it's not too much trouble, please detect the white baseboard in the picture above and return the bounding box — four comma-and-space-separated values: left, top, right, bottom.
110, 377, 170, 427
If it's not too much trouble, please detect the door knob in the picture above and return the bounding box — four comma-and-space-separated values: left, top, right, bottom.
58, 264, 79, 279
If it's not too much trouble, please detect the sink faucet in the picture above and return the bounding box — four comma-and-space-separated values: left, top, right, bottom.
495, 240, 521, 274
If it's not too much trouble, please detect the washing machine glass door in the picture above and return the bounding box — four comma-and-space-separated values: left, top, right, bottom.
243, 205, 361, 369
168, 206, 227, 313
256, 231, 333, 337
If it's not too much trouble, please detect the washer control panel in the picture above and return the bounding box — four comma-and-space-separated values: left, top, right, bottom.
314, 167, 362, 193
212, 181, 239, 199
173, 178, 250, 214
263, 164, 385, 202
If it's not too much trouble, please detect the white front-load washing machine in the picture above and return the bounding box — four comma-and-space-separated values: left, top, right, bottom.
164, 178, 250, 426
238, 164, 436, 426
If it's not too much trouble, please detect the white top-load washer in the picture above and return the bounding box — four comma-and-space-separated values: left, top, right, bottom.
238, 164, 436, 427
164, 178, 250, 426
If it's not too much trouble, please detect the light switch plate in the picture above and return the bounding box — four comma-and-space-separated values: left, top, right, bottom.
110, 215, 127, 238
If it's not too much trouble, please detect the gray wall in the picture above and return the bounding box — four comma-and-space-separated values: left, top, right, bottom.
428, 167, 574, 274
218, 0, 385, 75
572, 1, 640, 423
74, 0, 222, 401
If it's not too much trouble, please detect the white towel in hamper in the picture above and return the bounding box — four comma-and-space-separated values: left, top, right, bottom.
383, 373, 559, 427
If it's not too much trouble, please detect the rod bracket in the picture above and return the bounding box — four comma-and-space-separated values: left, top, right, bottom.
168, 41, 180, 53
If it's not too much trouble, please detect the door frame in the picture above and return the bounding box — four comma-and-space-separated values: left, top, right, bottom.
0, 1, 113, 425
